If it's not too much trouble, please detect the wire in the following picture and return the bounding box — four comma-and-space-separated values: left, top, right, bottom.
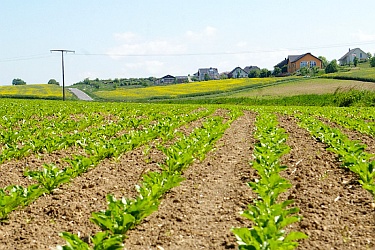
0, 53, 56, 62
1, 40, 374, 61
74, 40, 375, 57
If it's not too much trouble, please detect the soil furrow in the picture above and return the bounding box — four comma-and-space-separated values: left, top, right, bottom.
124, 111, 257, 249
278, 115, 375, 250
0, 146, 161, 250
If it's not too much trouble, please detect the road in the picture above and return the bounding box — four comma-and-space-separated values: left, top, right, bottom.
68, 88, 93, 101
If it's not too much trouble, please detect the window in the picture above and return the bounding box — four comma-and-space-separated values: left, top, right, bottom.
310, 61, 316, 67
300, 61, 307, 68
360, 53, 363, 58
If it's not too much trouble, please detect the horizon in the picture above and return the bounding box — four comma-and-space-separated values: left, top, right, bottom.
1, 0, 375, 86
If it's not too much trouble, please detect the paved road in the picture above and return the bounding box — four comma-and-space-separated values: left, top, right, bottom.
68, 88, 93, 101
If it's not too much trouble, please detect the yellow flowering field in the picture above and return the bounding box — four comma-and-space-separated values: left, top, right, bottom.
0, 84, 73, 99
95, 78, 281, 100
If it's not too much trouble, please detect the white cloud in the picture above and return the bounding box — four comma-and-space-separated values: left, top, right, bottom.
236, 41, 248, 48
352, 30, 375, 42
185, 26, 218, 41
123, 60, 165, 75
114, 32, 139, 43
108, 34, 187, 58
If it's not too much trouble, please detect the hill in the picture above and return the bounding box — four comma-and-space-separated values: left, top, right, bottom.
0, 84, 75, 100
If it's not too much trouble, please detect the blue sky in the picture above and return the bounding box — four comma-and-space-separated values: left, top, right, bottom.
1, 0, 375, 85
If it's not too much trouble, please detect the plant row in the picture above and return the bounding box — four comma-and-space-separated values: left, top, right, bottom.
232, 112, 307, 250
58, 111, 240, 249
0, 104, 210, 164
296, 113, 375, 198
0, 106, 214, 221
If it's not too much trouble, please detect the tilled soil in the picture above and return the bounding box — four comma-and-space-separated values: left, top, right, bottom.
0, 111, 374, 250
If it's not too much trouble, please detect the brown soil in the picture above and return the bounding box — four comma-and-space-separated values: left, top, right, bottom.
0, 111, 374, 250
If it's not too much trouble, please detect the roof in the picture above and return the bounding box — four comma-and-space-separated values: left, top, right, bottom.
161, 74, 175, 79
339, 48, 368, 61
229, 67, 246, 74
243, 66, 260, 74
198, 68, 219, 75
275, 53, 322, 67
275, 58, 288, 68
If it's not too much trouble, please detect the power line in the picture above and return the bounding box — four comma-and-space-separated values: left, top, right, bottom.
0, 53, 55, 62
74, 40, 375, 58
0, 40, 374, 62
50, 49, 75, 101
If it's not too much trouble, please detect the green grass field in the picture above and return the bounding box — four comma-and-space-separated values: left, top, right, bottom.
225, 78, 375, 99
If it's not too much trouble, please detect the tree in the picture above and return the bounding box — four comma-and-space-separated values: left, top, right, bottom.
325, 60, 338, 73
273, 67, 281, 76
48, 79, 59, 85
281, 65, 288, 73
353, 57, 359, 67
318, 56, 328, 68
83, 78, 91, 85
259, 68, 271, 78
12, 78, 26, 85
370, 57, 375, 67
248, 69, 260, 78
300, 67, 310, 76
367, 52, 372, 60
204, 73, 210, 81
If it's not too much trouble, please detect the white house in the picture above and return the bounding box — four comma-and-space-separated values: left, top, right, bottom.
228, 67, 248, 78
338, 48, 368, 65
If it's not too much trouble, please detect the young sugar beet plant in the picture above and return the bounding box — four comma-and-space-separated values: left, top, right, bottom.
58, 114, 232, 249
1, 107, 213, 224
0, 184, 43, 222
296, 113, 375, 198
232, 112, 307, 250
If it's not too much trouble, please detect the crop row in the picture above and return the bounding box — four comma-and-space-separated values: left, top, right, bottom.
295, 113, 375, 198
57, 110, 242, 249
232, 112, 307, 249
0, 106, 216, 221
0, 104, 212, 164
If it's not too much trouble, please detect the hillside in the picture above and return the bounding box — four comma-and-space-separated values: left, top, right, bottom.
0, 84, 75, 100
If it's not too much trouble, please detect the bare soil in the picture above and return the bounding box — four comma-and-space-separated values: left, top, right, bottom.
0, 111, 374, 250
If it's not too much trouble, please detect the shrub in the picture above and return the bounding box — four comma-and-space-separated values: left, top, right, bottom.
325, 60, 338, 73
370, 57, 375, 67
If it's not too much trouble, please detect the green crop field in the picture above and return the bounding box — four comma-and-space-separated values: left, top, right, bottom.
0, 99, 374, 249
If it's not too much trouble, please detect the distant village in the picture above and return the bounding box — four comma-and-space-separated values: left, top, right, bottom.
154, 47, 371, 85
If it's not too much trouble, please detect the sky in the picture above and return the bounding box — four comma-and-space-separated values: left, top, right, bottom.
1, 0, 375, 86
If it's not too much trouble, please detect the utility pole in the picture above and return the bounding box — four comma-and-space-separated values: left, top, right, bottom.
50, 49, 75, 101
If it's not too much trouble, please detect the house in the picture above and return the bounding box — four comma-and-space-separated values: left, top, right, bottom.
338, 48, 369, 65
228, 67, 248, 78
275, 53, 322, 74
155, 75, 176, 85
195, 67, 219, 81
243, 66, 260, 74
175, 76, 189, 83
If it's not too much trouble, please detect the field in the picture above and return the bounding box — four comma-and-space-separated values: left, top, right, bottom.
92, 78, 285, 101
322, 62, 375, 83
226, 78, 375, 99
0, 84, 74, 100
0, 99, 374, 250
